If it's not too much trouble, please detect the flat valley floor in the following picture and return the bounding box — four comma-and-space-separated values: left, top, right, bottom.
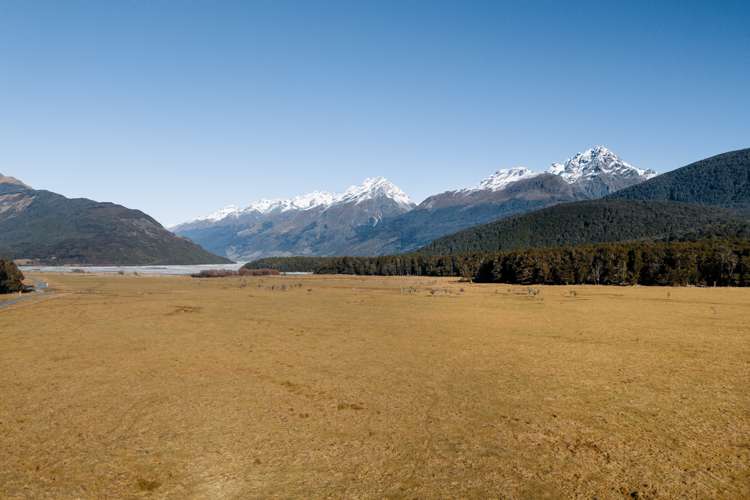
1, 274, 748, 499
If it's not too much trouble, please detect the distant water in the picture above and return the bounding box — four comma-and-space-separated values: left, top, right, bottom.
20, 262, 247, 276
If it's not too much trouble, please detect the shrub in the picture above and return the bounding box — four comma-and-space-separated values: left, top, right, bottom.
0, 260, 25, 294
238, 268, 280, 276
191, 268, 282, 278
191, 269, 239, 278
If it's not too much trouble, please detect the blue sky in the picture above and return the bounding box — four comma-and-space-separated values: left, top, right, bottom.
1, 0, 748, 225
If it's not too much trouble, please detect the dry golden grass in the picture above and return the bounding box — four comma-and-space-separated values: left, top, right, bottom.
0, 273, 748, 499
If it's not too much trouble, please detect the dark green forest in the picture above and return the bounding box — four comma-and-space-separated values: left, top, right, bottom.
608, 148, 750, 213
473, 240, 750, 286
419, 200, 749, 256
245, 239, 750, 286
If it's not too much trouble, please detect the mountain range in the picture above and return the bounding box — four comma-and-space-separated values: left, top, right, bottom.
421, 148, 750, 255
175, 146, 656, 260
0, 176, 229, 265
172, 177, 416, 261
4, 146, 744, 267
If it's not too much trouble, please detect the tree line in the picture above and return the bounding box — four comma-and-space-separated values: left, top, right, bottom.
245, 239, 750, 286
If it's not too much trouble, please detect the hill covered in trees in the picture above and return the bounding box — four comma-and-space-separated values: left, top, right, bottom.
607, 148, 749, 213
418, 200, 748, 255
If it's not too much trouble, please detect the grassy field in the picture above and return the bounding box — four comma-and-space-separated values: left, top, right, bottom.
1, 274, 748, 499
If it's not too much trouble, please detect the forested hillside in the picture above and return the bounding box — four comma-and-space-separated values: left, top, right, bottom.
608, 148, 750, 213
419, 200, 747, 255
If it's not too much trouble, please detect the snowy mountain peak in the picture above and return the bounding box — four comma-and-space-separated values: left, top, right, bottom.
478, 167, 538, 191
245, 191, 336, 214
548, 145, 656, 183
201, 205, 241, 222
184, 177, 413, 225
337, 177, 413, 207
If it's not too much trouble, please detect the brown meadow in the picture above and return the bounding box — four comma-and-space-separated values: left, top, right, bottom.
1, 273, 748, 498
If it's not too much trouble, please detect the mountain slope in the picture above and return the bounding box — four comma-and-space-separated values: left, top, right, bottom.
173, 177, 416, 261
344, 174, 584, 255
607, 148, 750, 213
341, 146, 655, 254
0, 177, 230, 265
176, 146, 654, 259
548, 145, 656, 196
420, 200, 748, 255
419, 148, 750, 256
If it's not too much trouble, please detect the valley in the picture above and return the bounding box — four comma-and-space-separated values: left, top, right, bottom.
1, 273, 748, 498
3, 4, 748, 499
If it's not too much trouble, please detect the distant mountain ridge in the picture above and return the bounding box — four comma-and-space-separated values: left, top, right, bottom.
181, 177, 414, 226
175, 146, 655, 259
173, 177, 416, 261
407, 145, 654, 211
0, 176, 229, 265
418, 148, 750, 256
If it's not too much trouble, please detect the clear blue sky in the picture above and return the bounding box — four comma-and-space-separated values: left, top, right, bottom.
1, 0, 748, 226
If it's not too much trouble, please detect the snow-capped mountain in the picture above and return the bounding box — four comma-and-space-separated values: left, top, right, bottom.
347, 146, 659, 254
172, 146, 657, 259
477, 167, 538, 191
463, 146, 654, 194
419, 146, 652, 212
182, 177, 412, 227
200, 205, 242, 222
546, 145, 656, 197
172, 177, 415, 260
549, 145, 656, 183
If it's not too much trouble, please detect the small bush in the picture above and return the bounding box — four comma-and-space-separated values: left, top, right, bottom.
239, 268, 281, 276
191, 269, 239, 278
136, 478, 161, 491
192, 268, 282, 278
0, 260, 25, 294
